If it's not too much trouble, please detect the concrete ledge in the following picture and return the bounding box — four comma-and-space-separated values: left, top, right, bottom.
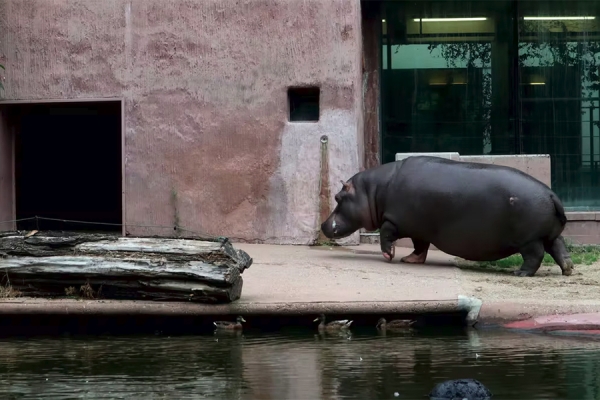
477, 300, 600, 324
566, 212, 600, 221
395, 152, 551, 187
395, 152, 460, 161
0, 298, 463, 317
562, 214, 600, 244
458, 295, 483, 325
1, 297, 598, 329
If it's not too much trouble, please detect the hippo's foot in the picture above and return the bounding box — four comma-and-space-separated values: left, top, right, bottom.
513, 269, 535, 277
400, 239, 430, 264
544, 236, 574, 277
400, 251, 427, 264
516, 241, 545, 277
562, 258, 574, 276
379, 221, 399, 263
382, 245, 395, 262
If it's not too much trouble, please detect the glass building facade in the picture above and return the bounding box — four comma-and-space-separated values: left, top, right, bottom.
381, 1, 600, 210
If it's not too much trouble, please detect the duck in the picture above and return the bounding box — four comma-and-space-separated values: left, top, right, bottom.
376, 317, 415, 331
314, 314, 353, 333
213, 316, 246, 330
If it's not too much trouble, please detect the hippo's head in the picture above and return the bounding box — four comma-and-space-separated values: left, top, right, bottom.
320, 179, 372, 240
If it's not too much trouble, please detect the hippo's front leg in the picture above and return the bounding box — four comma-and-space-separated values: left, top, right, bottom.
380, 221, 399, 262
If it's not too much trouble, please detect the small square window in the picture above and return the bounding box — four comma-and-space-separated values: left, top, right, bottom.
288, 87, 320, 122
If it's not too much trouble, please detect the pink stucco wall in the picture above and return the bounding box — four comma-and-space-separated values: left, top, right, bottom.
0, 0, 363, 244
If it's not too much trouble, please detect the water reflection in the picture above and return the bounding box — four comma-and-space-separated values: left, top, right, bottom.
0, 328, 599, 399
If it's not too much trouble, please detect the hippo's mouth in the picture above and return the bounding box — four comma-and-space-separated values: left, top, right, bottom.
328, 217, 354, 240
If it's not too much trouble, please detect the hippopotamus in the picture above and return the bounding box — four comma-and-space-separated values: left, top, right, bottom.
320, 156, 574, 277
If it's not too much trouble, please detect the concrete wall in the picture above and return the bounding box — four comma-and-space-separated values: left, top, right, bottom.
563, 213, 600, 245
394, 152, 551, 187
460, 154, 551, 188
0, 0, 363, 244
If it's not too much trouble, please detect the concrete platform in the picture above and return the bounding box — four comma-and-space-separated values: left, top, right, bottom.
1, 243, 599, 332
0, 244, 469, 318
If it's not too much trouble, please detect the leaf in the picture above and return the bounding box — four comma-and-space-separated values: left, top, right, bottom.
0, 64, 4, 70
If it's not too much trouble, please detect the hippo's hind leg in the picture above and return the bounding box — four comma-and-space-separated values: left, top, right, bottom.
380, 221, 399, 262
544, 235, 574, 276
400, 239, 430, 264
514, 240, 545, 277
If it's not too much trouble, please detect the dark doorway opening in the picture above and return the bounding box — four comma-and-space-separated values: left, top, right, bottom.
11, 101, 122, 232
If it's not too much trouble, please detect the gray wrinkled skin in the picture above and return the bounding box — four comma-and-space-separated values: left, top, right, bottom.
321, 156, 574, 277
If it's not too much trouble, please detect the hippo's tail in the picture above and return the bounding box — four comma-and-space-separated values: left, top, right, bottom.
551, 193, 567, 227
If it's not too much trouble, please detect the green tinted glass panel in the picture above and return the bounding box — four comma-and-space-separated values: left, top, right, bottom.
517, 1, 600, 210
381, 1, 515, 165
381, 1, 600, 210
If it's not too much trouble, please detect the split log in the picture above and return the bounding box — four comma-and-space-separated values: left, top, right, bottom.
0, 231, 252, 304
6, 274, 243, 303
0, 233, 252, 269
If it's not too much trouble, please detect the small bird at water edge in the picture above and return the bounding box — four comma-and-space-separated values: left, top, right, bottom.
375, 318, 416, 331
314, 314, 353, 332
213, 316, 246, 330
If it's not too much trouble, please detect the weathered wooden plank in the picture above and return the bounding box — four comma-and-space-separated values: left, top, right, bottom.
0, 231, 252, 303
0, 232, 117, 257
0, 256, 240, 285
77, 238, 224, 255
10, 276, 243, 303
0, 232, 252, 272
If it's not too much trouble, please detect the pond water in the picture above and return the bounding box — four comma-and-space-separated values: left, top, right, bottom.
0, 327, 599, 399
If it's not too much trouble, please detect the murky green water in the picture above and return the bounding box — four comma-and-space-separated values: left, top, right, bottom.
0, 328, 599, 399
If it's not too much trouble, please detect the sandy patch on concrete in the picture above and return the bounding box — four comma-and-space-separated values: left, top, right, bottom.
457, 261, 600, 303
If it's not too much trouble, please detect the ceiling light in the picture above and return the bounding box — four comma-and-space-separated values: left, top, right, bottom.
524, 16, 596, 20
413, 17, 487, 22
429, 82, 468, 85
382, 19, 386, 22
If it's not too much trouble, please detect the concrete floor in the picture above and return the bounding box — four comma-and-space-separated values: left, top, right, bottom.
1, 243, 600, 332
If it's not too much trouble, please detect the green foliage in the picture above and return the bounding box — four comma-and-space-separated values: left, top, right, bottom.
417, 19, 600, 131
458, 242, 600, 271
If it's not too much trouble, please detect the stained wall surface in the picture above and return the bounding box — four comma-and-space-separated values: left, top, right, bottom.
0, 0, 363, 244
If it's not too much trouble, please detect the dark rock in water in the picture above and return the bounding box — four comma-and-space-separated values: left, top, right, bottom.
429, 379, 492, 400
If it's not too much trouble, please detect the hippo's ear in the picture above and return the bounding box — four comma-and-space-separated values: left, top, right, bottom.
340, 180, 352, 192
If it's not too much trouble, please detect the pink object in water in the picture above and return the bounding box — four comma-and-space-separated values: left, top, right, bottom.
505, 313, 600, 333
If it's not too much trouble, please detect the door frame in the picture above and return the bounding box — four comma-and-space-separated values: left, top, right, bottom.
0, 97, 126, 236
